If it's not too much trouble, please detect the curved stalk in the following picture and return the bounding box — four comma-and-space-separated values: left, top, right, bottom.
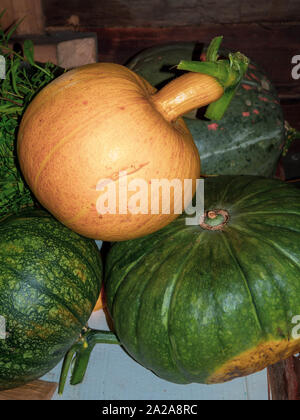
152, 36, 249, 121
58, 328, 120, 395
151, 73, 224, 122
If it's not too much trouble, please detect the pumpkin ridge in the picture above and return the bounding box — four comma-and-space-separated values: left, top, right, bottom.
217, 176, 238, 206
31, 106, 112, 191
104, 176, 300, 385
36, 253, 97, 317
108, 225, 192, 286
234, 211, 300, 218
0, 222, 99, 323
231, 224, 300, 271
2, 244, 98, 308
135, 242, 185, 372
2, 261, 85, 327
250, 221, 300, 234
166, 234, 206, 383
7, 223, 101, 305
0, 270, 83, 346
0, 210, 102, 390
19, 72, 120, 130
106, 226, 192, 312
232, 183, 289, 208
227, 225, 296, 338
109, 237, 178, 313
37, 231, 102, 301
220, 232, 265, 336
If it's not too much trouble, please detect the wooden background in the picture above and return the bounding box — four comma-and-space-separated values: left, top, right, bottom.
2, 1, 300, 128
43, 0, 300, 26
40, 0, 300, 130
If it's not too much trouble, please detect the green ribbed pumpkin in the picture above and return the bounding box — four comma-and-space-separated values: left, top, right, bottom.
0, 209, 102, 390
127, 43, 285, 177
104, 176, 300, 384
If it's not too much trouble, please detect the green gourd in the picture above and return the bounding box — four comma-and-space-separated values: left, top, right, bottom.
61, 175, 300, 389
0, 209, 102, 390
104, 175, 300, 384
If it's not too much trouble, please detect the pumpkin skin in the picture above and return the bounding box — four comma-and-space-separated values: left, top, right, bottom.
127, 43, 285, 177
105, 176, 300, 384
17, 63, 203, 241
0, 210, 102, 390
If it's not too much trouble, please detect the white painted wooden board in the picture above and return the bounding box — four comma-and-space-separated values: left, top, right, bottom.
42, 240, 268, 400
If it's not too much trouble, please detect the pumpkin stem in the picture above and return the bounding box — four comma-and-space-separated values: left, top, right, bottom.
151, 72, 224, 123
151, 36, 249, 122
199, 209, 229, 231
58, 328, 120, 395
283, 121, 300, 156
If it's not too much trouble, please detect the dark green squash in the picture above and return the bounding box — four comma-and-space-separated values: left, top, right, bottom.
102, 176, 300, 384
0, 209, 102, 390
127, 43, 285, 177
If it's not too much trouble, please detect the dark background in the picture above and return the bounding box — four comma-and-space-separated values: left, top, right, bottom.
42, 0, 300, 129
41, 0, 300, 180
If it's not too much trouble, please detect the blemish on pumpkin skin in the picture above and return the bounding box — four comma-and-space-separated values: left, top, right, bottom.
259, 96, 269, 103
250, 72, 260, 82
119, 106, 125, 110
207, 123, 218, 131
242, 84, 253, 91
82, 101, 88, 105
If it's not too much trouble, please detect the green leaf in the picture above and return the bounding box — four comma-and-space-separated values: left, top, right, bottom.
23, 40, 35, 65
206, 36, 223, 62
5, 17, 25, 42
177, 36, 250, 120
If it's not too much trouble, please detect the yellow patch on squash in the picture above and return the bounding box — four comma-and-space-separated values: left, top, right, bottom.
207, 337, 300, 384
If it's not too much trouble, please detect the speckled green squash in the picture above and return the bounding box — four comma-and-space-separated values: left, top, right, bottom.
127, 43, 285, 177
0, 210, 102, 390
105, 176, 300, 384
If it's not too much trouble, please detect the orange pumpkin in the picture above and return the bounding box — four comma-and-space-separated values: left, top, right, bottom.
93, 286, 105, 312
17, 63, 223, 241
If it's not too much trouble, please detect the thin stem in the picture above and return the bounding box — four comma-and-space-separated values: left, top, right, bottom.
0, 95, 23, 106
2, 45, 52, 77
151, 72, 224, 122
58, 344, 80, 395
176, 37, 250, 120
58, 329, 120, 395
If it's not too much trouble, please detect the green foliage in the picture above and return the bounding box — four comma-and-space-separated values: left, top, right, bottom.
283, 121, 300, 157
0, 13, 63, 219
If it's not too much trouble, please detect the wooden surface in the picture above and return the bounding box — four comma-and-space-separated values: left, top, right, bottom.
1, 0, 45, 35
0, 380, 57, 400
268, 356, 300, 400
43, 0, 300, 27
